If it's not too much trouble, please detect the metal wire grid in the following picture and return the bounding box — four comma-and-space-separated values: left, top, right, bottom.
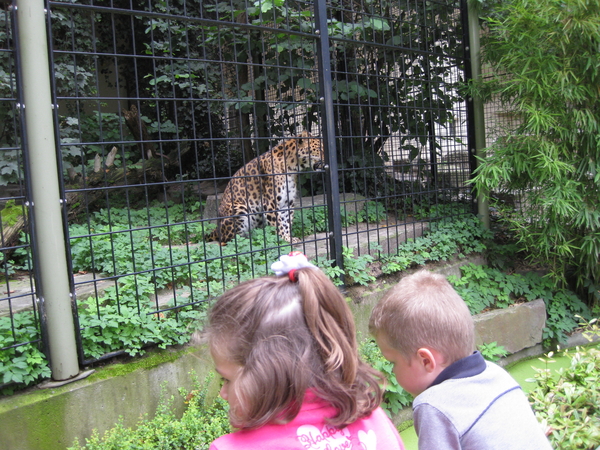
45, 0, 328, 362
324, 0, 474, 256
480, 51, 523, 212
0, 6, 42, 375
17, 0, 474, 364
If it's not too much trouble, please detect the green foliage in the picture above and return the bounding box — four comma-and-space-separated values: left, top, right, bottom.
470, 0, 600, 300
528, 318, 600, 450
412, 202, 471, 221
449, 264, 590, 343
78, 294, 203, 360
478, 341, 508, 362
67, 202, 292, 361
342, 247, 376, 287
0, 311, 51, 393
292, 201, 388, 239
381, 215, 491, 274
68, 374, 231, 450
359, 338, 413, 417
292, 205, 329, 237
0, 200, 23, 228
358, 201, 387, 224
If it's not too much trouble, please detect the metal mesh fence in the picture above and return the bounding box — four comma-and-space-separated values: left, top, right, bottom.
0, 6, 43, 389
323, 0, 473, 256
1, 0, 474, 373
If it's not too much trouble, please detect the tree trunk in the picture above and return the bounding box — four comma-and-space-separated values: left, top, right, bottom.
65, 145, 190, 221
122, 104, 157, 159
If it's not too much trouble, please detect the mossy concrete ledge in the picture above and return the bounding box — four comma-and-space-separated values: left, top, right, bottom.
0, 345, 215, 450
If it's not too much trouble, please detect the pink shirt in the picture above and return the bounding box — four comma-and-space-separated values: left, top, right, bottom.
210, 392, 405, 450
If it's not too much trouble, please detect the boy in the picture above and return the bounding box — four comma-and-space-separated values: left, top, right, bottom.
369, 270, 552, 450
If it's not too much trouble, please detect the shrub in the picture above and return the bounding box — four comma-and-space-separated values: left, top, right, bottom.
528, 318, 600, 449
470, 0, 600, 302
381, 214, 491, 274
359, 337, 413, 416
449, 263, 590, 343
68, 374, 231, 450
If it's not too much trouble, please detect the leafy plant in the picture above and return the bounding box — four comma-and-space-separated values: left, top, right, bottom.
528, 318, 600, 449
78, 295, 204, 360
292, 202, 388, 238
68, 374, 231, 450
470, 0, 600, 302
381, 215, 491, 274
358, 201, 387, 223
342, 247, 376, 287
292, 205, 329, 237
0, 311, 51, 393
449, 264, 590, 343
360, 338, 413, 417
478, 341, 508, 362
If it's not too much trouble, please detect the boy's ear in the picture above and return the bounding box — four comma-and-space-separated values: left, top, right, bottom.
416, 348, 439, 374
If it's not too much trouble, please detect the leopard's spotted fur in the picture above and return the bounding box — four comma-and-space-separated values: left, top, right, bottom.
205, 132, 324, 245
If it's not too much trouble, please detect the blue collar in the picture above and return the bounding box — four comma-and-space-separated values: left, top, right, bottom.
429, 351, 487, 389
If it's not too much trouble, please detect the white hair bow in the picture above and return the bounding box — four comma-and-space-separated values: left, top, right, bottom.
271, 251, 317, 281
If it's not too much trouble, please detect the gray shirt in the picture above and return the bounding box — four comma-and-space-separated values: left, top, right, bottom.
413, 352, 552, 450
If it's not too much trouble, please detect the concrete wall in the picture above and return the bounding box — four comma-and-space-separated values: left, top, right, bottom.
0, 257, 549, 450
0, 346, 216, 450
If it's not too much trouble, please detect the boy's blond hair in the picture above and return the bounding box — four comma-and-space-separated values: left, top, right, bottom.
369, 270, 474, 364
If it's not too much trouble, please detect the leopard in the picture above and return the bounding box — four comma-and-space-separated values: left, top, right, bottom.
205, 131, 325, 245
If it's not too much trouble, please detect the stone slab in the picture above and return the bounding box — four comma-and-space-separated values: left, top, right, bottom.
474, 299, 547, 354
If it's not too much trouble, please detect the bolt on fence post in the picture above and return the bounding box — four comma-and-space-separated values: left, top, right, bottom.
15, 0, 79, 380
314, 0, 344, 274
466, 0, 490, 229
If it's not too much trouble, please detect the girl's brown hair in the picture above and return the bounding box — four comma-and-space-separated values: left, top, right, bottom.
206, 267, 383, 429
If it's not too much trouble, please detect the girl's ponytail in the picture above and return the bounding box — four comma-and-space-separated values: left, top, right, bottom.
297, 268, 357, 383
271, 253, 383, 426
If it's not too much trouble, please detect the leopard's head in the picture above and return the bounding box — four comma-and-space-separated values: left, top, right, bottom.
295, 131, 325, 171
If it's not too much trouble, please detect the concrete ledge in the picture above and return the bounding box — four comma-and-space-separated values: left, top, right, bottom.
0, 347, 216, 450
474, 299, 547, 354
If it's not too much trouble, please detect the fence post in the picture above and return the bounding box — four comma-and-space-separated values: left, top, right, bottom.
313, 0, 344, 272
15, 0, 79, 380
466, 0, 490, 229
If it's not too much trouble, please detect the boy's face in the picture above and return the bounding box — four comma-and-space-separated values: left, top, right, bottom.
375, 333, 434, 397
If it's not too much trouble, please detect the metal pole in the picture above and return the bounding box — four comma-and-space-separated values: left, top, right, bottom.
314, 0, 344, 272
15, 0, 79, 380
467, 0, 490, 229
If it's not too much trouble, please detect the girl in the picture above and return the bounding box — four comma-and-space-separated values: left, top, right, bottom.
205, 251, 405, 450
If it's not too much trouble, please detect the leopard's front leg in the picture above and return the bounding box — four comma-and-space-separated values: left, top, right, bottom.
264, 174, 300, 243
265, 202, 300, 244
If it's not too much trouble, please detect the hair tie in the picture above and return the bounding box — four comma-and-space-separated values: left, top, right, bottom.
288, 268, 298, 283
271, 251, 317, 282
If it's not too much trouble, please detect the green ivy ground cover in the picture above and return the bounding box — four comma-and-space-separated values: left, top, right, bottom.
1, 202, 592, 396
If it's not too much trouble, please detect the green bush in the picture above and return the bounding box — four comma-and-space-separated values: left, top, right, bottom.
359, 337, 413, 416
291, 201, 388, 238
528, 319, 600, 449
449, 263, 590, 343
68, 375, 231, 450
471, 0, 600, 302
381, 214, 491, 274
0, 311, 51, 393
